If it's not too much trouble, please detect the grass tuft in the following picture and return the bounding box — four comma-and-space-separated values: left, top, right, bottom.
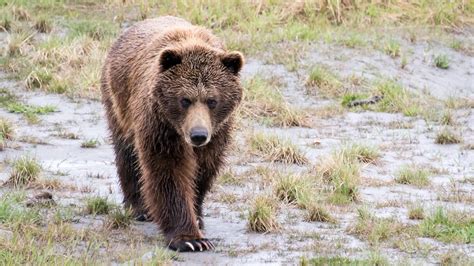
248, 195, 279, 233
274, 174, 311, 206
85, 196, 113, 215
317, 144, 375, 204
81, 139, 100, 148
394, 165, 430, 187
305, 66, 344, 98
420, 207, 473, 244
348, 207, 405, 245
434, 54, 450, 69
383, 39, 401, 58
241, 76, 307, 127
0, 118, 14, 141
435, 128, 462, 144
104, 207, 133, 229
249, 132, 308, 165
408, 205, 424, 220
33, 16, 52, 33
305, 203, 336, 223
8, 156, 42, 187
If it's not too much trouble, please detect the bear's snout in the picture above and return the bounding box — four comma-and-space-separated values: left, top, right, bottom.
190, 127, 208, 147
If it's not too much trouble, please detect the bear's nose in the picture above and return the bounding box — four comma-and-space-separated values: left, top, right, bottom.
190, 127, 208, 146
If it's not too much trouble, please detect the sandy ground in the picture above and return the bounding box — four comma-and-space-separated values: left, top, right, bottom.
0, 32, 473, 265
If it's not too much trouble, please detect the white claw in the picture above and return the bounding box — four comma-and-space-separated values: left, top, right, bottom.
185, 242, 194, 251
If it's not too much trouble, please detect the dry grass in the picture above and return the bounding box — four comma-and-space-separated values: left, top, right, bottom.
305, 203, 336, 223
348, 207, 406, 246
249, 132, 308, 165
394, 165, 430, 187
408, 205, 425, 220
435, 128, 462, 144
248, 195, 280, 233
241, 76, 307, 127
316, 144, 373, 204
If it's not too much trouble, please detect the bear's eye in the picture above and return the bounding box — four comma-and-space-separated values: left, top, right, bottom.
207, 99, 217, 109
180, 98, 192, 109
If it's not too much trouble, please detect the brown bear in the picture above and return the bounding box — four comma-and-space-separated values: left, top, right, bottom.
100, 16, 244, 252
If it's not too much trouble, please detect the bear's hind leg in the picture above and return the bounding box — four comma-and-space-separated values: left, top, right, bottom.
113, 138, 148, 221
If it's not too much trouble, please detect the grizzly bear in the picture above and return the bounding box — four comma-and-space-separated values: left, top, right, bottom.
100, 16, 244, 252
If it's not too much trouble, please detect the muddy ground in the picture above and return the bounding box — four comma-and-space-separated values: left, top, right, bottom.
0, 30, 473, 265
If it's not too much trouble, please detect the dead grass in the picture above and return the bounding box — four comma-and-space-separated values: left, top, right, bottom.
248, 132, 308, 165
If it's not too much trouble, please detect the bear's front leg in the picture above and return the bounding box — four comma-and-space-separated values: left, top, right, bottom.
135, 135, 214, 252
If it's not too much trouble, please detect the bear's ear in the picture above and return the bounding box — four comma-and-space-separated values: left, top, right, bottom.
221, 51, 244, 75
159, 49, 182, 72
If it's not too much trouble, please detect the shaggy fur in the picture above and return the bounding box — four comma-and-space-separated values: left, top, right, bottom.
101, 16, 243, 252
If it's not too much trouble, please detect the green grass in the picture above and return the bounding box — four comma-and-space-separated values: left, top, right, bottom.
420, 207, 473, 244
434, 54, 450, 69
341, 93, 368, 107
435, 128, 462, 144
0, 192, 41, 227
0, 118, 14, 141
104, 207, 133, 229
81, 138, 100, 148
248, 195, 279, 233
349, 207, 405, 245
371, 79, 425, 117
394, 165, 430, 187
85, 196, 113, 215
274, 174, 311, 206
249, 132, 308, 165
1, 1, 471, 100
316, 144, 377, 204
301, 253, 388, 266
8, 155, 42, 187
342, 143, 380, 164
383, 39, 401, 58
305, 66, 344, 98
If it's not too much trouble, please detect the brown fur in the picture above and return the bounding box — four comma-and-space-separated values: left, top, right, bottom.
101, 16, 243, 250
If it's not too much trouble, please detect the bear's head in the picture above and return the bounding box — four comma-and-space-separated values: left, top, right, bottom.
154, 44, 244, 147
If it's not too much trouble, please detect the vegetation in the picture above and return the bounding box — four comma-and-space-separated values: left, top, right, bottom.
435, 128, 462, 144
419, 207, 473, 244
8, 155, 42, 187
305, 66, 343, 98
249, 132, 308, 165
242, 76, 306, 127
434, 54, 450, 69
85, 196, 113, 215
395, 165, 431, 187
81, 139, 100, 148
248, 195, 279, 233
